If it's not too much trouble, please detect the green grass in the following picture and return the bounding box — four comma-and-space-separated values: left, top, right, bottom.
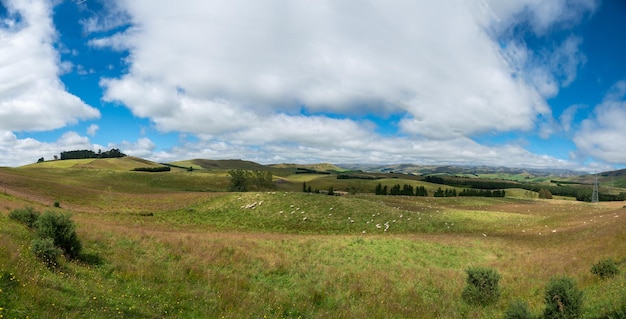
1, 163, 626, 318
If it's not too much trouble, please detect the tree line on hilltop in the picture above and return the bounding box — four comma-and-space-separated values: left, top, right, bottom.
38, 148, 127, 163
60, 149, 126, 160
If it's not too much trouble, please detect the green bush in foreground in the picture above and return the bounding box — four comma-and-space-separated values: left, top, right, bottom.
543, 277, 583, 319
31, 237, 62, 267
8, 206, 40, 228
591, 258, 620, 279
594, 304, 626, 319
504, 300, 534, 319
462, 267, 501, 306
35, 211, 82, 259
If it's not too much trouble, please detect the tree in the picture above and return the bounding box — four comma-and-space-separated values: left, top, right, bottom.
228, 169, 249, 192
37, 157, 44, 163
228, 169, 274, 192
375, 183, 383, 195
402, 184, 414, 196
328, 186, 335, 196
434, 188, 445, 197
253, 170, 273, 189
416, 186, 428, 197
538, 189, 553, 199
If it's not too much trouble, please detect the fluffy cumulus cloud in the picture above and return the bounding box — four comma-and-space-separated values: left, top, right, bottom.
573, 81, 626, 164
99, 1, 548, 138
0, 0, 100, 132
145, 134, 582, 170
111, 137, 156, 158
87, 0, 596, 167
92, 0, 593, 138
0, 130, 93, 166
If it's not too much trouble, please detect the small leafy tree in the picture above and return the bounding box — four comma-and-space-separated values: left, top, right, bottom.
591, 258, 620, 279
461, 267, 501, 306
538, 189, 553, 199
228, 169, 250, 192
228, 169, 274, 192
253, 170, 273, 189
35, 211, 82, 259
543, 277, 583, 319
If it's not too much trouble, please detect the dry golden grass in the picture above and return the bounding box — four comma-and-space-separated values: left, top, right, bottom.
0, 166, 625, 318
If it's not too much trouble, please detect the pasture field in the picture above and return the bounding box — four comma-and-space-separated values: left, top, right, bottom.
0, 164, 625, 318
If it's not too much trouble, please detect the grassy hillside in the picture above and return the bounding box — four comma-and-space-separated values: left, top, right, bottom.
23, 156, 166, 171
1, 160, 625, 318
173, 159, 268, 171
268, 163, 344, 172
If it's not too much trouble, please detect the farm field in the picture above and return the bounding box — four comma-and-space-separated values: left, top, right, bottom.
0, 160, 625, 318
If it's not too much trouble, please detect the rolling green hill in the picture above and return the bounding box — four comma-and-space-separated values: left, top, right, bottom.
0, 157, 625, 318
268, 162, 344, 172
171, 159, 267, 171
23, 156, 167, 171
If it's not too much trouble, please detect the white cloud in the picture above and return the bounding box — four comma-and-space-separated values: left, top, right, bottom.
99, 1, 554, 137
91, 0, 598, 166
144, 134, 587, 171
86, 124, 99, 136
560, 104, 585, 133
501, 36, 586, 99
573, 81, 626, 164
0, 130, 93, 166
485, 0, 597, 35
0, 0, 100, 132
79, 0, 130, 34
109, 137, 156, 158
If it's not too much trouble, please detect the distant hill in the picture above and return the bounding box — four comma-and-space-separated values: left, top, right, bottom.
268, 163, 343, 172
570, 168, 626, 188
23, 156, 167, 171
170, 159, 268, 171
336, 163, 583, 177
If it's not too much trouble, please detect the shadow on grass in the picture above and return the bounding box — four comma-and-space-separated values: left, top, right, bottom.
77, 251, 106, 266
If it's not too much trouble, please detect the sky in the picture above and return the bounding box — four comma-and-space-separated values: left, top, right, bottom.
1, 0, 625, 171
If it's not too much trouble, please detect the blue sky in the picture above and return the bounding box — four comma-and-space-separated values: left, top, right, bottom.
1, 0, 625, 170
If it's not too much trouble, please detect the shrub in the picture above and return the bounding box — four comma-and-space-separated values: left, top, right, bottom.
35, 211, 82, 259
461, 267, 501, 306
591, 258, 620, 279
543, 277, 583, 319
538, 189, 553, 199
504, 300, 533, 319
31, 237, 62, 267
8, 206, 40, 228
53, 201, 61, 208
595, 304, 626, 319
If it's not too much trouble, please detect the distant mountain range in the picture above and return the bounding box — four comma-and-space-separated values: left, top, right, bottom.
335, 163, 584, 177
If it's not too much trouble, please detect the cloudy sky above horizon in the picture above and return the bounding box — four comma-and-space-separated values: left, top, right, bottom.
1, 0, 625, 171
